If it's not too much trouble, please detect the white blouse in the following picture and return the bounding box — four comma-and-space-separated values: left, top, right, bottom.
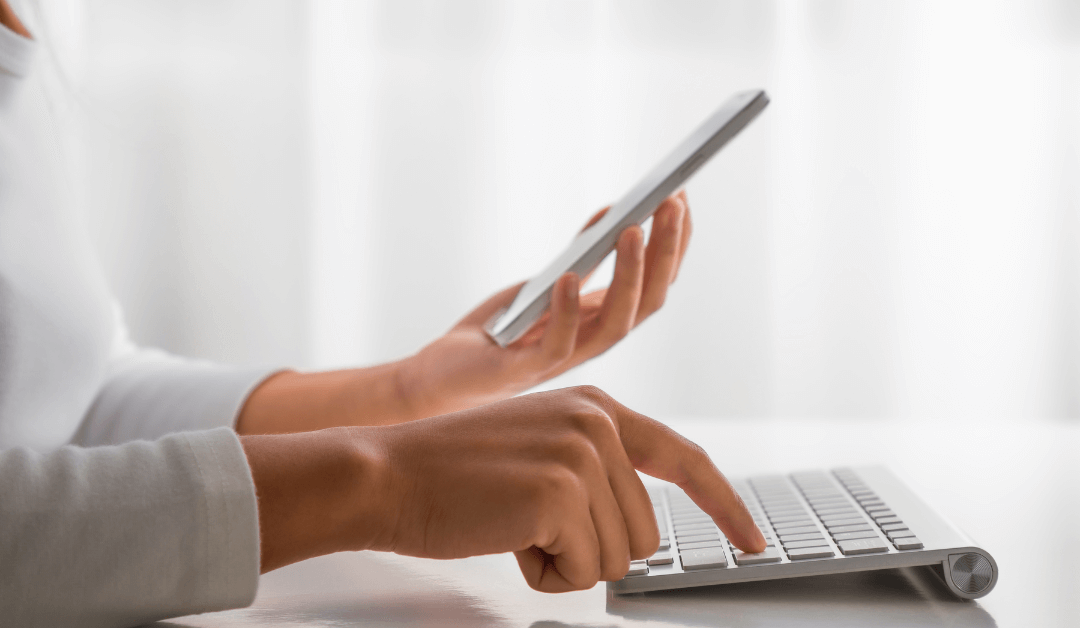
0, 21, 272, 627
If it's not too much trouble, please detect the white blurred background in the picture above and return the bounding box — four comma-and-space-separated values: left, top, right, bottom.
19, 0, 1080, 420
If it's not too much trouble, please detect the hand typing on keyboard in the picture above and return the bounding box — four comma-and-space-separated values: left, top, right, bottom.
242, 385, 766, 592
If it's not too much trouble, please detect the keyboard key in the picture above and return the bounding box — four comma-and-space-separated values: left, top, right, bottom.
733, 547, 782, 566
674, 517, 714, 526
833, 530, 879, 541
771, 524, 812, 534
771, 520, 815, 531
783, 539, 831, 549
886, 530, 913, 541
786, 546, 836, 560
858, 500, 885, 508
763, 505, 805, 515
761, 495, 801, 503
837, 538, 889, 555
825, 520, 868, 531
678, 539, 725, 550
816, 510, 859, 518
658, 538, 670, 550
893, 537, 924, 550
769, 514, 812, 524
774, 525, 819, 536
823, 518, 866, 528
759, 502, 797, 511
765, 509, 808, 518
673, 514, 712, 524
778, 532, 825, 543
817, 508, 860, 517
680, 548, 729, 570
876, 516, 902, 525
626, 561, 649, 576
763, 507, 800, 514
678, 533, 722, 543
880, 523, 908, 532
867, 507, 894, 516
675, 522, 717, 533
761, 499, 802, 508
670, 505, 706, 513
758, 493, 798, 500
673, 518, 712, 527
647, 552, 674, 566
810, 503, 849, 512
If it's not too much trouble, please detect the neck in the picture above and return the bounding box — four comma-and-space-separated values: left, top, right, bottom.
0, 0, 32, 39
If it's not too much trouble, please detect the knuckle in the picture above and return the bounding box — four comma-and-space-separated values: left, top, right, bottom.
675, 438, 712, 480
572, 384, 609, 402
683, 437, 709, 463
542, 464, 580, 494
604, 555, 632, 582
631, 528, 661, 561
568, 406, 613, 436
550, 432, 602, 473
579, 567, 601, 591
528, 466, 581, 515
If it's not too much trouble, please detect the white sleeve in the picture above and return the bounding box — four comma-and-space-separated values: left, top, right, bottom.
0, 427, 260, 628
71, 304, 281, 447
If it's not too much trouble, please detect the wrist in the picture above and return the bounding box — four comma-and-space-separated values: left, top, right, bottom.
341, 426, 395, 551
242, 427, 392, 572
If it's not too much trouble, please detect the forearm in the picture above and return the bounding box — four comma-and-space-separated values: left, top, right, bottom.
236, 362, 417, 434
1, 429, 260, 626
240, 427, 390, 572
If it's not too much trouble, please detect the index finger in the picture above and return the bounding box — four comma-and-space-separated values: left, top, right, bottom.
606, 399, 766, 553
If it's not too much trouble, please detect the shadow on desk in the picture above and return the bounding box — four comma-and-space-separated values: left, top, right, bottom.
602, 566, 996, 628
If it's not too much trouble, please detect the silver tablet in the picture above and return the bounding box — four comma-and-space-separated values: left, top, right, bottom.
485, 89, 770, 347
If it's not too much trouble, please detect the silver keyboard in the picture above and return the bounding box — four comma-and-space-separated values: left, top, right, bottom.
610, 466, 999, 599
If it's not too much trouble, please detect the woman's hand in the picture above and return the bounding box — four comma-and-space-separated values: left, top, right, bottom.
242, 385, 765, 590
235, 192, 692, 435
397, 191, 693, 419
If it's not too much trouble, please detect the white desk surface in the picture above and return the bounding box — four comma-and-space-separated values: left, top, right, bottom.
162, 417, 1079, 628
